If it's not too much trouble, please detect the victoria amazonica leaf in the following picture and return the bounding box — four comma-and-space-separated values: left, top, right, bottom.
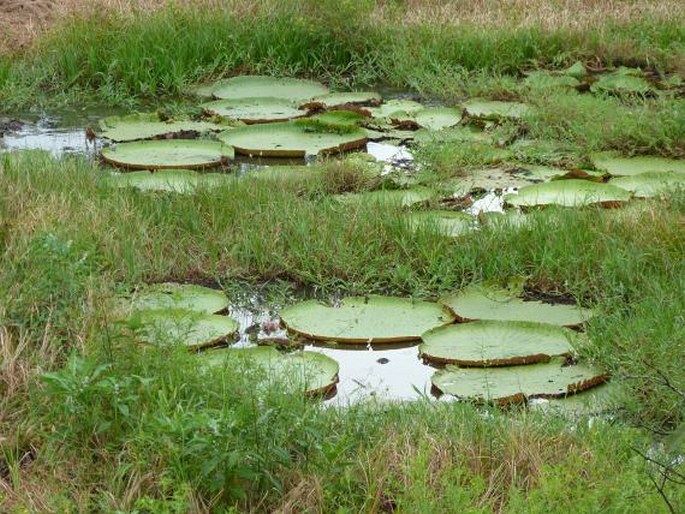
419, 320, 576, 366
217, 122, 367, 158
101, 140, 233, 169
201, 97, 306, 124
107, 169, 230, 193
203, 346, 339, 395
431, 358, 608, 404
98, 112, 225, 142
503, 179, 631, 208
440, 284, 592, 327
116, 283, 230, 314
194, 75, 329, 101
280, 296, 456, 344
131, 309, 239, 349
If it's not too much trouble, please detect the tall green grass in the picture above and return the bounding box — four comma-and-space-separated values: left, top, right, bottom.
1, 2, 683, 109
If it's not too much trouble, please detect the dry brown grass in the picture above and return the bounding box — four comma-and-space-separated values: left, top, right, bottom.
1, 0, 683, 54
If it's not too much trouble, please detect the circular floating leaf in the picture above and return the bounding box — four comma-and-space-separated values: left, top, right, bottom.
419, 320, 575, 366
107, 169, 230, 193
303, 92, 382, 108
461, 99, 531, 120
413, 107, 462, 131
132, 309, 239, 349
98, 113, 226, 142
201, 97, 306, 124
204, 346, 339, 396
218, 122, 367, 158
407, 210, 474, 237
503, 179, 631, 208
591, 153, 685, 176
335, 188, 435, 208
591, 70, 654, 96
369, 99, 424, 119
610, 172, 685, 198
101, 140, 234, 170
531, 382, 621, 417
194, 75, 329, 101
414, 126, 492, 145
432, 358, 608, 404
116, 283, 229, 314
280, 296, 456, 344
441, 284, 592, 327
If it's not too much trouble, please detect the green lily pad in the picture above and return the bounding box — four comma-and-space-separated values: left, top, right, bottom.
201, 97, 306, 124
503, 179, 631, 208
413, 107, 462, 131
440, 283, 592, 327
131, 309, 239, 349
335, 188, 435, 208
461, 99, 531, 121
280, 295, 456, 344
610, 172, 685, 198
217, 122, 367, 158
303, 92, 382, 109
413, 126, 492, 145
591, 153, 685, 176
562, 61, 588, 79
203, 346, 339, 396
432, 358, 608, 404
591, 69, 655, 96
369, 99, 424, 120
407, 210, 474, 237
101, 140, 234, 170
194, 75, 329, 101
295, 110, 367, 133
98, 113, 226, 142
115, 283, 229, 315
107, 169, 230, 193
524, 71, 580, 91
531, 382, 621, 416
419, 320, 576, 366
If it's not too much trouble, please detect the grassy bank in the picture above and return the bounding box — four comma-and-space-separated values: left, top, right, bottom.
0, 0, 684, 109
0, 150, 684, 511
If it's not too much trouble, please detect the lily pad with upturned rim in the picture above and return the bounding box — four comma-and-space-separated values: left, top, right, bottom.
101, 140, 234, 170
413, 107, 462, 131
98, 113, 227, 142
407, 210, 474, 237
590, 70, 655, 96
431, 358, 608, 404
201, 97, 306, 124
503, 179, 631, 208
334, 188, 435, 208
130, 309, 239, 349
193, 75, 329, 101
114, 282, 230, 315
280, 295, 456, 344
203, 345, 339, 396
302, 92, 382, 109
440, 283, 592, 328
609, 172, 685, 198
419, 320, 576, 367
217, 122, 367, 158
107, 169, 230, 193
591, 153, 685, 176
461, 99, 531, 121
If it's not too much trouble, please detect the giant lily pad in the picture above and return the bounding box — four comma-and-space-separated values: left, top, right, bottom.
503, 179, 631, 208
217, 122, 367, 158
107, 169, 230, 193
201, 97, 306, 124
432, 358, 608, 404
130, 309, 239, 349
413, 107, 462, 131
461, 99, 531, 121
194, 75, 329, 101
101, 140, 233, 170
419, 320, 576, 366
115, 283, 229, 315
407, 210, 474, 237
280, 296, 456, 344
303, 92, 382, 109
414, 126, 493, 145
610, 172, 685, 198
98, 113, 226, 142
203, 346, 339, 396
591, 69, 655, 96
335, 188, 435, 208
369, 99, 424, 120
591, 153, 685, 176
441, 284, 592, 327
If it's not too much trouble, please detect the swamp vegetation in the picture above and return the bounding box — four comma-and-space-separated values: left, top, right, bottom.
0, 1, 684, 512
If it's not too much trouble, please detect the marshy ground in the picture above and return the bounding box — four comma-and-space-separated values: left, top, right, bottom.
0, 1, 684, 513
